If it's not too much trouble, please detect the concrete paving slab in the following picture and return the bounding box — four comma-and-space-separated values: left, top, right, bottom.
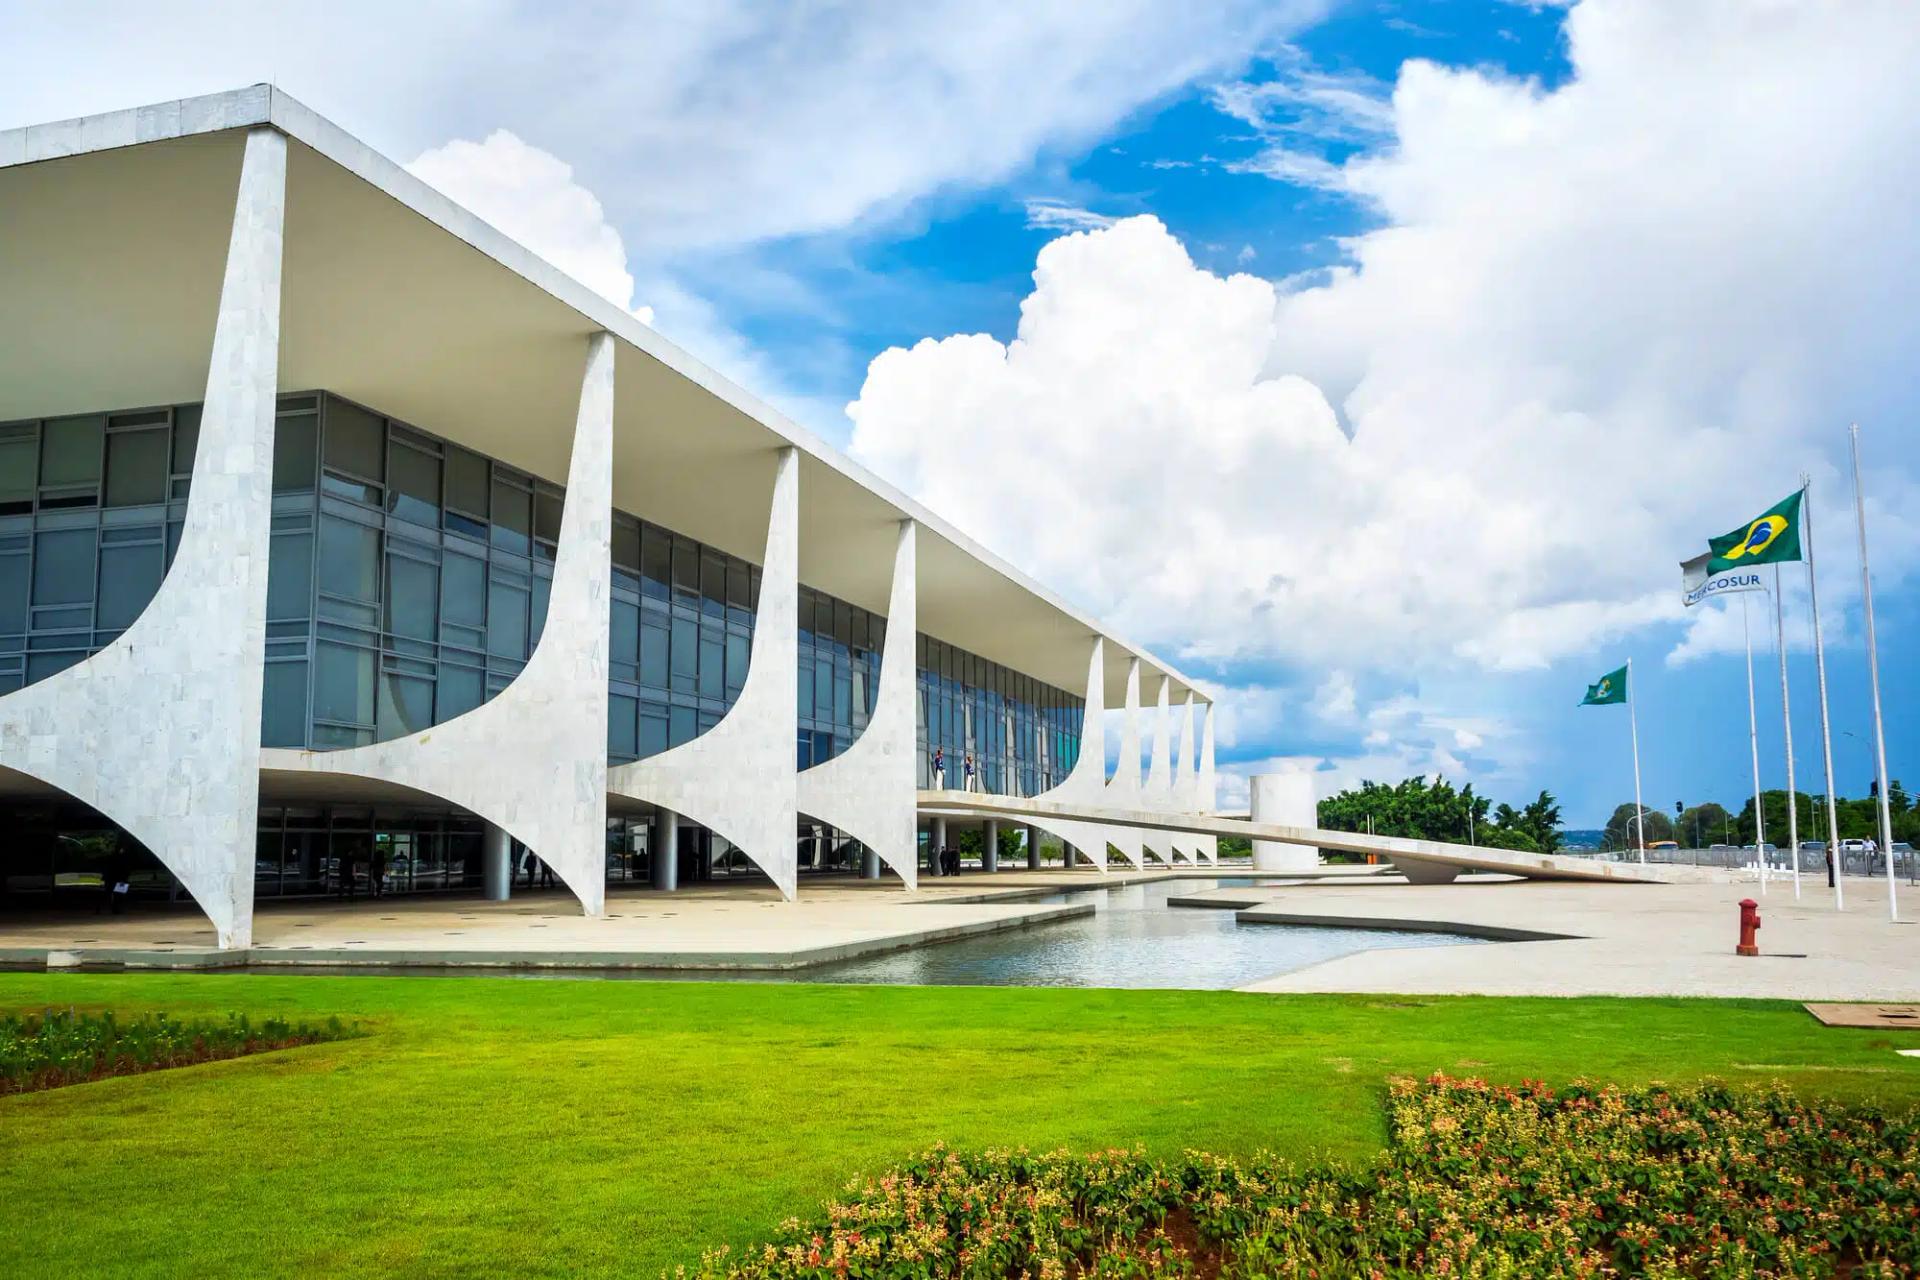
1233, 877, 1920, 1001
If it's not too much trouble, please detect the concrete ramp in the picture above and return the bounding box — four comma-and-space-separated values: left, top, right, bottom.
918, 790, 1714, 886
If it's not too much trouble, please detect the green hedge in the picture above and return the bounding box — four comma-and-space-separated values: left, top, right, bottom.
676, 1075, 1920, 1278
1, 1008, 353, 1093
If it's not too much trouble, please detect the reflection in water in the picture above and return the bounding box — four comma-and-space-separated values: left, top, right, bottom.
792, 879, 1481, 990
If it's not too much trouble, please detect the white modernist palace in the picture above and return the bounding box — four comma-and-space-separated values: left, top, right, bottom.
0, 88, 1231, 947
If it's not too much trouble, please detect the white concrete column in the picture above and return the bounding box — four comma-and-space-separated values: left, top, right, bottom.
654, 809, 679, 892
797, 520, 918, 888
1141, 677, 1175, 865
1251, 774, 1319, 872
1031, 637, 1115, 873
931, 815, 947, 875
861, 846, 881, 880
983, 819, 1000, 873
263, 328, 616, 915
0, 126, 286, 949
1026, 824, 1041, 870
1169, 693, 1198, 863
609, 447, 800, 897
1194, 700, 1220, 865
1102, 657, 1146, 870
483, 823, 512, 900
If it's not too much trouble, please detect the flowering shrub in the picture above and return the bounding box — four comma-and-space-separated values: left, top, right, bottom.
675, 1076, 1919, 1279
0, 1007, 354, 1093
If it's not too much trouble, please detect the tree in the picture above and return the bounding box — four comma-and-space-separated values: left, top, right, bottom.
1603, 803, 1673, 850
1678, 802, 1731, 848
1318, 777, 1557, 850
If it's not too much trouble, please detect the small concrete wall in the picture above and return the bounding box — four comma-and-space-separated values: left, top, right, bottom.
797, 519, 918, 889
0, 127, 286, 948
1251, 773, 1320, 872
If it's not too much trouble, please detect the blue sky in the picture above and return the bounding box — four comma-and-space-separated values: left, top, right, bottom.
5, 0, 1915, 826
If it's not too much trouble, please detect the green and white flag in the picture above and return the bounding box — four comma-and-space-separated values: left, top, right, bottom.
1581, 664, 1628, 706
1706, 489, 1803, 574
1680, 552, 1768, 608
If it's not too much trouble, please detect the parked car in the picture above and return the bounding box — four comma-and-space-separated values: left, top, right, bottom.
1840, 838, 1870, 855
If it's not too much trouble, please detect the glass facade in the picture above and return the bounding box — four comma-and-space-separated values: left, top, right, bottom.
917, 635, 1082, 795
795, 585, 882, 769
0, 392, 1088, 899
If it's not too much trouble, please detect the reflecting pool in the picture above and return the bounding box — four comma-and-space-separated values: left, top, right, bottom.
789, 879, 1482, 990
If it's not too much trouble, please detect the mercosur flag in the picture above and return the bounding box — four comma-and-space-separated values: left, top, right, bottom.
1680, 552, 1768, 608
1581, 664, 1628, 706
1706, 489, 1803, 573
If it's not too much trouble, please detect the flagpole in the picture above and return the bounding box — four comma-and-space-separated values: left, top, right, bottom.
1628, 656, 1645, 864
1849, 424, 1899, 921
1743, 593, 1766, 891
1773, 564, 1801, 899
1804, 477, 1844, 910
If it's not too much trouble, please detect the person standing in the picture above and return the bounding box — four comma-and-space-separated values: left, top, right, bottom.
963, 753, 976, 792
931, 745, 945, 787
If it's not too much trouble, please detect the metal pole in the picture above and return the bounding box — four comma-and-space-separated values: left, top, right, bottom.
1628, 657, 1645, 863
1849, 424, 1899, 921
1773, 565, 1800, 898
1744, 593, 1766, 892
1804, 479, 1843, 909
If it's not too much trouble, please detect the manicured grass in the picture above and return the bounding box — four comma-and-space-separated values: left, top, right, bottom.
0, 974, 1915, 1278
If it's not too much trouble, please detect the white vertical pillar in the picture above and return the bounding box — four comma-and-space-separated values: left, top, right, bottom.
1141, 677, 1174, 864
0, 126, 286, 949
797, 520, 918, 887
654, 809, 680, 892
1103, 657, 1145, 869
1027, 824, 1041, 870
931, 816, 947, 876
1251, 774, 1317, 871
1170, 693, 1197, 863
610, 447, 800, 897
983, 819, 1000, 873
1194, 700, 1219, 864
1031, 637, 1115, 872
483, 823, 512, 900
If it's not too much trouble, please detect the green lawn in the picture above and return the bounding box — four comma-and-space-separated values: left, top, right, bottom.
1, 974, 1916, 1278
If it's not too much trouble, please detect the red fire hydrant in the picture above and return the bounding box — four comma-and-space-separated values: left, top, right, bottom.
1737, 898, 1762, 957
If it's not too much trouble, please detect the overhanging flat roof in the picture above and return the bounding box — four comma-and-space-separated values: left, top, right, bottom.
0, 86, 1207, 707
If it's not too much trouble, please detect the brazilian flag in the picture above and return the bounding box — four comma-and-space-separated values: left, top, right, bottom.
1581, 664, 1627, 706
1707, 489, 1803, 573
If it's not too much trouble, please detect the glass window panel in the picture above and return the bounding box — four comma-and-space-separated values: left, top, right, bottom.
486, 580, 529, 658
32, 529, 94, 606
670, 616, 697, 691
172, 405, 201, 474
669, 704, 696, 747
815, 656, 833, 718
834, 674, 851, 726
378, 671, 434, 741
797, 662, 812, 718
613, 519, 640, 574
641, 529, 670, 599
272, 413, 317, 492
314, 641, 376, 725
611, 600, 639, 665
0, 553, 26, 634
698, 629, 723, 700
40, 416, 102, 487
608, 693, 638, 758
317, 515, 379, 602
725, 632, 748, 694
535, 489, 563, 545
0, 434, 34, 512
104, 429, 168, 507
386, 553, 438, 642
446, 447, 488, 516
490, 479, 530, 555
95, 540, 163, 630
796, 730, 812, 770
727, 563, 749, 610
27, 650, 83, 684
387, 443, 440, 527
439, 664, 483, 722
530, 575, 550, 646
671, 541, 698, 598
639, 617, 668, 689
323, 399, 385, 481
441, 552, 485, 629
267, 531, 313, 621
639, 705, 668, 757
261, 661, 308, 748
701, 553, 724, 615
